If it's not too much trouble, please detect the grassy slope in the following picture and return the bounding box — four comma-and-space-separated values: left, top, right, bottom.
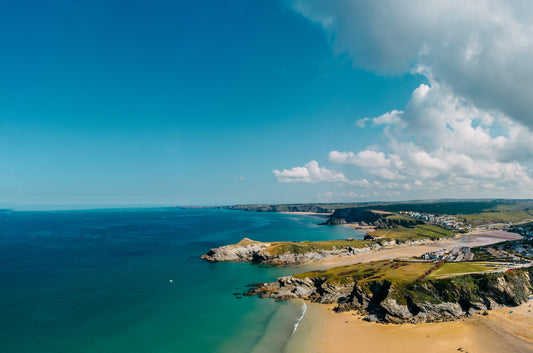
383, 214, 415, 221
463, 209, 533, 225
428, 262, 496, 277
265, 239, 374, 255
294, 260, 434, 285
231, 224, 454, 257
294, 259, 507, 286
367, 224, 455, 241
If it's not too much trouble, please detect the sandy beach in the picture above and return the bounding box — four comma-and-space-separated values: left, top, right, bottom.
314, 230, 522, 269
287, 300, 533, 353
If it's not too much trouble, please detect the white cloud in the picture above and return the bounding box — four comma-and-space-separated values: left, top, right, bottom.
349, 178, 371, 188
274, 1, 533, 199
328, 150, 390, 168
356, 110, 404, 128
328, 150, 404, 180
318, 191, 370, 202
290, 0, 533, 129
326, 80, 533, 196
272, 160, 348, 183
356, 117, 370, 127
372, 110, 404, 126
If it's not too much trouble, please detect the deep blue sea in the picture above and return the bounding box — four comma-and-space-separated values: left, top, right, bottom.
0, 208, 361, 353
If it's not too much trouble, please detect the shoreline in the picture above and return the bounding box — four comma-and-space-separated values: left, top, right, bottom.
278, 211, 332, 217
288, 299, 533, 353
344, 222, 377, 230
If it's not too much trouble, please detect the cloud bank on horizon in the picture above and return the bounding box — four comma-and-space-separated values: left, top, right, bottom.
274, 0, 533, 201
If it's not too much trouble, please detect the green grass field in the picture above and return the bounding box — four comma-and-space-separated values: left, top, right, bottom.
428, 262, 496, 278
294, 260, 433, 284
463, 210, 533, 226
367, 224, 455, 241
384, 214, 416, 221
265, 239, 374, 255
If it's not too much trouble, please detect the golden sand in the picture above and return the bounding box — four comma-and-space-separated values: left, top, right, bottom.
288, 301, 533, 353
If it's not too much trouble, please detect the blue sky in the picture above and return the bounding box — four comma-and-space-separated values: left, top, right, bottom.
2, 0, 532, 208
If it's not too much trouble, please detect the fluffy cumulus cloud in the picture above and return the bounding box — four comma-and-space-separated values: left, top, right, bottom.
272, 160, 348, 183
328, 150, 403, 180
329, 79, 533, 195
273, 1, 533, 199
290, 0, 533, 129
356, 110, 405, 128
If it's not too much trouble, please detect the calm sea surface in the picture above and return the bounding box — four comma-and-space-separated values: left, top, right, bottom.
0, 208, 361, 353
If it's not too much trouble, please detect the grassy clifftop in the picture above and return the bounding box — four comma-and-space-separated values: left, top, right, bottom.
265, 239, 374, 255
366, 224, 455, 241
294, 260, 434, 285
250, 259, 533, 323
203, 223, 456, 265
294, 259, 504, 285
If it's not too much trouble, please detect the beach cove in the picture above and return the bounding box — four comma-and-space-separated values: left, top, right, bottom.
287, 299, 533, 353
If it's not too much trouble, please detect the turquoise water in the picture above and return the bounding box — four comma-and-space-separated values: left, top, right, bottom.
0, 208, 361, 352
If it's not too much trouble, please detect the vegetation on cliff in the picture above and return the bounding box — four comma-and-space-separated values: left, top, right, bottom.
200, 230, 452, 265
248, 259, 533, 323
325, 199, 533, 227
201, 237, 378, 265
366, 224, 455, 241
265, 239, 373, 255
293, 260, 434, 284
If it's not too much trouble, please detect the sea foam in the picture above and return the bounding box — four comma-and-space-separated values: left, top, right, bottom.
291, 300, 307, 335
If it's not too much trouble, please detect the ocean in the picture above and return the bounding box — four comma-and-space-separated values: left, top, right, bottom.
0, 208, 362, 353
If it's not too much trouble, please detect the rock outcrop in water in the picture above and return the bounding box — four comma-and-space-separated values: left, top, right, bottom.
247, 269, 533, 324
201, 238, 271, 262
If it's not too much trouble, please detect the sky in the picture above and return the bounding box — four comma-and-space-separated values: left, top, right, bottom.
1, 0, 533, 209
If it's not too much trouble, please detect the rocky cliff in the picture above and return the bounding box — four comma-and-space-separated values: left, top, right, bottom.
325, 208, 424, 228
247, 268, 533, 324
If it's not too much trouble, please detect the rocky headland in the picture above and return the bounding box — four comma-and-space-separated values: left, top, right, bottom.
201, 237, 429, 266
247, 265, 533, 324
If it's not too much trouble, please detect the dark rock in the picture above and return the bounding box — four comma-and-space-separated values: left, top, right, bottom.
247, 268, 533, 324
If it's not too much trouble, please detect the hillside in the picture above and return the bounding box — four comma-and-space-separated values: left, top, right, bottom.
247, 261, 533, 324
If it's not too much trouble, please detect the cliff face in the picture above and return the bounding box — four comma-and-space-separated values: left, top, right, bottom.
247, 269, 533, 323
325, 208, 423, 228
200, 238, 271, 262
